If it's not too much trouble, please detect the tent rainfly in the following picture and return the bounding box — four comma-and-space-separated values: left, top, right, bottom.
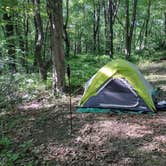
77, 59, 158, 113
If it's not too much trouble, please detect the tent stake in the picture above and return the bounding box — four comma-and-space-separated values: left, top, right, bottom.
67, 64, 72, 134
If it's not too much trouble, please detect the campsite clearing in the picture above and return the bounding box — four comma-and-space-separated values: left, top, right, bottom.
0, 60, 166, 166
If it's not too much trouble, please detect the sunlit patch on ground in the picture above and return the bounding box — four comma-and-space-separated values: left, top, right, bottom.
154, 135, 166, 144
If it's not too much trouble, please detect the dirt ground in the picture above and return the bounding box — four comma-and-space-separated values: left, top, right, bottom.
1, 60, 166, 166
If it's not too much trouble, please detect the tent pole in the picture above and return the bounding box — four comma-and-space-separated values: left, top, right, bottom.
67, 64, 72, 134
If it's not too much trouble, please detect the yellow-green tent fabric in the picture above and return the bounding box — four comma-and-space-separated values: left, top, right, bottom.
79, 59, 156, 111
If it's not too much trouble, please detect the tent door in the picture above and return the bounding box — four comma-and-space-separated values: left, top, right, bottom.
83, 78, 140, 109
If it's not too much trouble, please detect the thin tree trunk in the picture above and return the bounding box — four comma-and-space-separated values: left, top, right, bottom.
97, 27, 100, 53
109, 0, 113, 58
47, 0, 65, 93
93, 0, 100, 53
24, 0, 30, 73
15, 14, 25, 67
3, 13, 17, 73
103, 0, 109, 54
125, 0, 130, 58
74, 41, 77, 56
129, 0, 137, 54
125, 0, 137, 59
85, 41, 88, 53
63, 0, 70, 57
43, 20, 49, 62
32, 0, 47, 80
112, 0, 120, 24
77, 32, 82, 54
97, 1, 101, 53
165, 12, 166, 35
104, 0, 120, 56
93, 1, 97, 53
144, 0, 151, 48
136, 20, 145, 49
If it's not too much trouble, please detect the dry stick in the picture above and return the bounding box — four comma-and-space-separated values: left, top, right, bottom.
67, 64, 72, 134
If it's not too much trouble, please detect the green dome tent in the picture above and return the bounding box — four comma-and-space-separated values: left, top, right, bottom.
77, 59, 157, 113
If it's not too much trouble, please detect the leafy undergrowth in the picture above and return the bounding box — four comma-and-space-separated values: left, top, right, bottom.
68, 49, 166, 90
0, 59, 166, 166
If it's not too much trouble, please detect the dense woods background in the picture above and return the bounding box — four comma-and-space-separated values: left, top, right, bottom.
0, 0, 166, 165
0, 0, 165, 88
0, 0, 165, 113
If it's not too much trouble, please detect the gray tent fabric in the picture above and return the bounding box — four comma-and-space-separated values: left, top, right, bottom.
83, 78, 151, 112
130, 63, 154, 95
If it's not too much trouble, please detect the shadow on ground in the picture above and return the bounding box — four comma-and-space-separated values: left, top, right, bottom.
1, 60, 166, 166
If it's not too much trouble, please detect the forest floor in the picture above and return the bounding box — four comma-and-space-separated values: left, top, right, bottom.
0, 59, 166, 166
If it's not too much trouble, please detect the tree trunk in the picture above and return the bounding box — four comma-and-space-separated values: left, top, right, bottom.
144, 0, 151, 48
125, 0, 130, 58
24, 0, 30, 73
125, 0, 137, 59
129, 0, 137, 54
74, 41, 77, 56
103, 0, 109, 54
77, 32, 82, 54
165, 12, 166, 35
103, 0, 120, 55
64, 0, 70, 57
47, 0, 65, 93
109, 0, 113, 58
112, 0, 120, 24
3, 13, 17, 73
97, 1, 101, 53
136, 20, 145, 49
93, 1, 97, 53
17, 0, 30, 72
43, 20, 49, 62
93, 0, 100, 53
32, 0, 47, 80
15, 14, 25, 68
64, 28, 70, 57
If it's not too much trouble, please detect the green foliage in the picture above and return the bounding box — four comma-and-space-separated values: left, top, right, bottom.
16, 73, 53, 102
19, 139, 33, 153
0, 137, 11, 148
0, 73, 22, 111
68, 54, 109, 89
0, 137, 34, 166
68, 50, 165, 92
0, 137, 18, 166
0, 0, 165, 97
0, 71, 52, 111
